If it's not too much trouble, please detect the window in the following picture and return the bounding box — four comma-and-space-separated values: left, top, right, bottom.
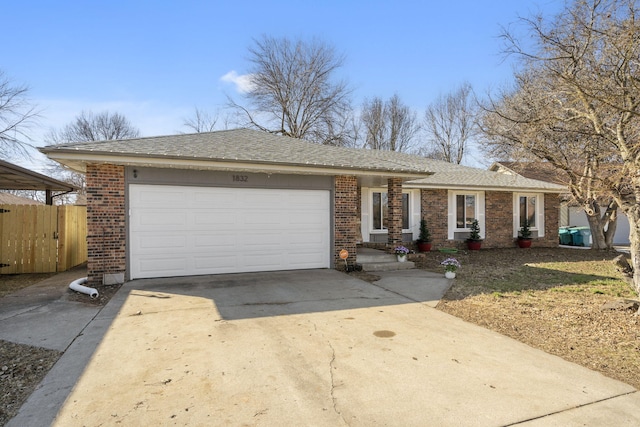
519, 195, 536, 227
456, 194, 476, 229
372, 192, 409, 230
514, 193, 544, 238
448, 191, 484, 241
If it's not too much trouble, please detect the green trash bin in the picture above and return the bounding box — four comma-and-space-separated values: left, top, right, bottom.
567, 228, 580, 246
559, 227, 572, 245
569, 226, 591, 246
574, 226, 591, 247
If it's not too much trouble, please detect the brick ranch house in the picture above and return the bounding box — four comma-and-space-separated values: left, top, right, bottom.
41, 128, 566, 286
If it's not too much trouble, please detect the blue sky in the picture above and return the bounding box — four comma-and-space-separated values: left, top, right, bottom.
5, 0, 562, 169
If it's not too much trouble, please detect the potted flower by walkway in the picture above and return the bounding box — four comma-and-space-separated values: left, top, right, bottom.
441, 257, 461, 279
466, 219, 482, 250
517, 219, 533, 248
394, 245, 410, 262
416, 219, 432, 252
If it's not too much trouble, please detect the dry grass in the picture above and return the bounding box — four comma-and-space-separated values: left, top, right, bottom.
414, 247, 640, 389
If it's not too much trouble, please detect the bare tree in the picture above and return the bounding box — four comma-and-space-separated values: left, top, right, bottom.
46, 110, 140, 144
229, 35, 352, 145
182, 107, 229, 133
423, 82, 477, 164
480, 70, 620, 249
360, 94, 419, 152
0, 70, 39, 159
46, 110, 141, 203
480, 0, 640, 293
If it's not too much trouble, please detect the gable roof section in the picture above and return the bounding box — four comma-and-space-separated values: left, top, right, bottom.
489, 161, 567, 185
405, 168, 567, 192
41, 128, 436, 179
40, 128, 566, 192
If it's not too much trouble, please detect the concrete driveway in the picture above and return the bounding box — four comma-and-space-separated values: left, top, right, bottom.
8, 269, 640, 426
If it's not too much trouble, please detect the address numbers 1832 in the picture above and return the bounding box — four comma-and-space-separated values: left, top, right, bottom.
232, 175, 248, 182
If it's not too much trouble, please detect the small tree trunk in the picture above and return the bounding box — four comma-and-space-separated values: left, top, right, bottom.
603, 201, 618, 249
627, 214, 640, 295
586, 212, 609, 249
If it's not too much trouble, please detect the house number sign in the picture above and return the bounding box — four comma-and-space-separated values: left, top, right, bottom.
232, 175, 248, 182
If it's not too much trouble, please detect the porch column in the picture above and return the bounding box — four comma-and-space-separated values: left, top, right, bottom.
387, 177, 403, 245
334, 175, 358, 270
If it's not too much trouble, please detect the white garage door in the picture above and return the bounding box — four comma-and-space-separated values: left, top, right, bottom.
129, 184, 330, 279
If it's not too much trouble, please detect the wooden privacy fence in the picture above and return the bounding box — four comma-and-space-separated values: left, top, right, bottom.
0, 204, 87, 274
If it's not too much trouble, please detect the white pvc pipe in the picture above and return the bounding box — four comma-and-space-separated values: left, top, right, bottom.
69, 277, 99, 299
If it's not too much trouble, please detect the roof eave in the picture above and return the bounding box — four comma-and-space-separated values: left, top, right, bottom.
404, 182, 567, 193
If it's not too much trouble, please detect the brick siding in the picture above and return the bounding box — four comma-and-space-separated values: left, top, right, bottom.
484, 191, 514, 248
387, 178, 403, 245
421, 189, 560, 249
334, 175, 358, 270
541, 193, 560, 247
86, 163, 126, 286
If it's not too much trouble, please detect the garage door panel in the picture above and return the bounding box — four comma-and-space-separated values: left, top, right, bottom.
192, 190, 236, 206
135, 189, 188, 206
130, 185, 330, 279
289, 231, 324, 244
243, 253, 285, 268
133, 211, 188, 228
289, 212, 326, 226
193, 212, 236, 228
194, 255, 238, 270
138, 257, 190, 276
134, 234, 187, 251
243, 212, 282, 226
193, 233, 236, 248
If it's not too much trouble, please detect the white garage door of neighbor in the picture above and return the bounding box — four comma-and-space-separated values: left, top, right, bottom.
129, 184, 331, 279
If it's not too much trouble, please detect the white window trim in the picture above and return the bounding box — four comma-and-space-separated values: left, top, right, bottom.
361, 188, 420, 242
447, 191, 485, 240
513, 193, 545, 238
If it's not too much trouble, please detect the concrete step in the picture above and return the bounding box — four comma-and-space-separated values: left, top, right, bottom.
359, 261, 416, 272
356, 252, 398, 264
356, 247, 416, 272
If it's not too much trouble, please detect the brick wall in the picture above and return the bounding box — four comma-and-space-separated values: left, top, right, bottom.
387, 178, 403, 245
334, 175, 358, 270
421, 189, 560, 249
484, 191, 514, 248
541, 193, 560, 247
421, 189, 448, 246
86, 163, 126, 286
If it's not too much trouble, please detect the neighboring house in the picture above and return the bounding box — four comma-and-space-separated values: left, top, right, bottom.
490, 161, 630, 246
41, 129, 566, 285
0, 192, 43, 205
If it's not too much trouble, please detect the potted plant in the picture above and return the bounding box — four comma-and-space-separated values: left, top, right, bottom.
517, 219, 533, 248
441, 257, 461, 279
466, 219, 482, 250
416, 219, 432, 252
394, 245, 410, 262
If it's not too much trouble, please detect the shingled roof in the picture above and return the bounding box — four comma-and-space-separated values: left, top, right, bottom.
41, 128, 437, 177
41, 128, 566, 192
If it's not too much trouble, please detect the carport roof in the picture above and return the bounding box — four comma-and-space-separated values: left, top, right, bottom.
0, 159, 77, 192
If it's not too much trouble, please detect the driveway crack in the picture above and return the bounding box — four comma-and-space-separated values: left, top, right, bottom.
327, 340, 349, 426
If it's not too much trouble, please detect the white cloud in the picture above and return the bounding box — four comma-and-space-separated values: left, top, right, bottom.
220, 71, 255, 94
